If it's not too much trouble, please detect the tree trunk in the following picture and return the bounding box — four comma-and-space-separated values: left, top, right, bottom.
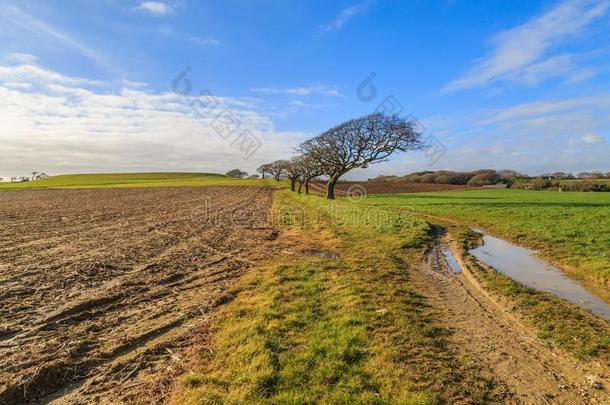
290, 178, 296, 191
297, 181, 303, 193
326, 175, 339, 199
305, 179, 310, 194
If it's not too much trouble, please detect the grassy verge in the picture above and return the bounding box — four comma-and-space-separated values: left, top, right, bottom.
361, 189, 610, 287
172, 191, 500, 404
451, 225, 610, 360
0, 173, 281, 189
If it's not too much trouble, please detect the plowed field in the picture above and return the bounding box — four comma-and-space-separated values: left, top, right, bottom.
0, 187, 279, 404
308, 180, 469, 196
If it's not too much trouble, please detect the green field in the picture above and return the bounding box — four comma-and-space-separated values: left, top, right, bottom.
174, 188, 610, 403
0, 172, 278, 189
358, 189, 610, 286
174, 190, 500, 404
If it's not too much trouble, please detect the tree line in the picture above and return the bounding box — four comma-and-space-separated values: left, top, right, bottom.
384, 169, 505, 186
375, 169, 610, 186
257, 112, 424, 199
0, 171, 49, 183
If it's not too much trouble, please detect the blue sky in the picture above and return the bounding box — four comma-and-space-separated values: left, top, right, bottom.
0, 0, 609, 178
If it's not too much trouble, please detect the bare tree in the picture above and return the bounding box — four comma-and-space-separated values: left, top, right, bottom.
267, 160, 288, 181
257, 164, 272, 179
591, 171, 605, 179
31, 171, 39, 181
551, 171, 569, 179
283, 158, 303, 192
296, 155, 324, 194
298, 113, 423, 199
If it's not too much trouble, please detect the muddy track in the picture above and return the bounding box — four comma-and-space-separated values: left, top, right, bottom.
414, 226, 610, 404
0, 187, 281, 404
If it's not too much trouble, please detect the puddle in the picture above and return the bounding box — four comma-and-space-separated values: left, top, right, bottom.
469, 229, 610, 321
441, 248, 462, 273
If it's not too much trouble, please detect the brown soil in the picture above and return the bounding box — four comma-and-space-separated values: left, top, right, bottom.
0, 187, 281, 404
416, 227, 610, 404
308, 180, 470, 196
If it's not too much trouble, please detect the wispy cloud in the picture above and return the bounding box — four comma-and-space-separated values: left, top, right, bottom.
0, 63, 104, 87
478, 94, 610, 125
565, 68, 596, 83
135, 2, 173, 16
505, 53, 576, 85
6, 53, 39, 64
187, 35, 221, 47
251, 85, 342, 97
289, 100, 308, 107
0, 4, 110, 69
158, 28, 221, 47
319, 0, 375, 33
443, 0, 610, 92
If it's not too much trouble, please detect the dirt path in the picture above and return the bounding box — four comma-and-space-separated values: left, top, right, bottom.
414, 227, 610, 404
0, 187, 282, 404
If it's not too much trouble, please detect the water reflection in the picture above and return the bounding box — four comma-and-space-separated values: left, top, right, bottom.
469, 229, 610, 321
442, 248, 462, 273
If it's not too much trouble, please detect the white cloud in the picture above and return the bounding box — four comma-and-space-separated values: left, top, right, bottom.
506, 54, 576, 85
319, 0, 375, 33
0, 4, 109, 69
0, 63, 306, 178
119, 79, 149, 89
479, 95, 610, 125
444, 0, 610, 92
135, 2, 173, 16
2, 81, 32, 90
582, 133, 604, 144
0, 64, 103, 87
251, 85, 342, 97
187, 35, 221, 47
158, 28, 221, 47
289, 100, 308, 107
6, 53, 39, 64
